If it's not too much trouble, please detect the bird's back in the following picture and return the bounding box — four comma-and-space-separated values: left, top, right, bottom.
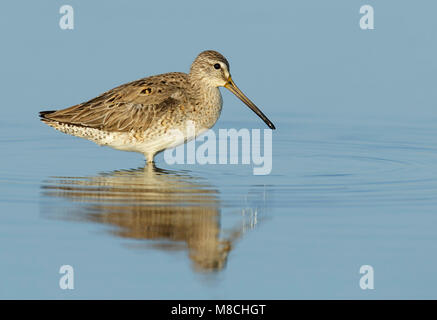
40, 72, 191, 133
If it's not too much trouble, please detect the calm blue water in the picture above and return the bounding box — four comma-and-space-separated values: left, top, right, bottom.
1, 0, 437, 299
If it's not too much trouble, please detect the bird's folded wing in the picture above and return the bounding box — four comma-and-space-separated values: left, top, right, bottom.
42, 72, 188, 132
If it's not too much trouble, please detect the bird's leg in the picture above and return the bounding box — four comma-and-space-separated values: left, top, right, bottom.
144, 153, 155, 165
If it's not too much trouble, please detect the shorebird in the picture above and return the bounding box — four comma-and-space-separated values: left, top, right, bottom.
40, 50, 275, 163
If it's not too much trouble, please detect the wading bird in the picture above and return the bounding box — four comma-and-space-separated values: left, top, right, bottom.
40, 50, 275, 163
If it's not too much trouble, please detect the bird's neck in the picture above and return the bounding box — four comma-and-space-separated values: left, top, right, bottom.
187, 74, 222, 110
187, 73, 223, 128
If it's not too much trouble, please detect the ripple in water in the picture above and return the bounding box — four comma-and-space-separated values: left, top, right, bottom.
40, 166, 266, 273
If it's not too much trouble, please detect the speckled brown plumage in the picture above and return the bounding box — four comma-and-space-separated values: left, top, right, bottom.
41, 73, 190, 132
40, 50, 275, 163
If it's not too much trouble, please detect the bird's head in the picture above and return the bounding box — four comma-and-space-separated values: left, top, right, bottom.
190, 50, 275, 130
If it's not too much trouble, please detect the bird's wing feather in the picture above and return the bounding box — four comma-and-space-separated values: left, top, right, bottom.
42, 72, 188, 132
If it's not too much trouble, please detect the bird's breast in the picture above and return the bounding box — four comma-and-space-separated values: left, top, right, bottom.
185, 86, 222, 131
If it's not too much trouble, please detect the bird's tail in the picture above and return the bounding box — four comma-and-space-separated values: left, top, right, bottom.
39, 110, 57, 122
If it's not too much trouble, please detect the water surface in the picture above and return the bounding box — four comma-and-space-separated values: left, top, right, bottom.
1, 0, 437, 299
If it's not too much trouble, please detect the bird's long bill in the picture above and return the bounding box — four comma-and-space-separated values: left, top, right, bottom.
225, 77, 276, 130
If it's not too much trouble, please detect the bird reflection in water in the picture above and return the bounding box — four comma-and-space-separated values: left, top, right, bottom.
41, 165, 264, 272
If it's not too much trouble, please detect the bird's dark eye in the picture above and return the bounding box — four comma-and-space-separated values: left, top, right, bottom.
214, 63, 221, 70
